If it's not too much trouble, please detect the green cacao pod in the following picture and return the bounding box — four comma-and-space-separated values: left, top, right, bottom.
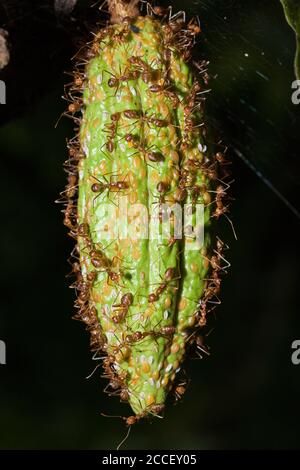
61, 5, 229, 423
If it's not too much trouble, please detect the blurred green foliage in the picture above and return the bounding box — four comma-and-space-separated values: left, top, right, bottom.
281, 0, 300, 77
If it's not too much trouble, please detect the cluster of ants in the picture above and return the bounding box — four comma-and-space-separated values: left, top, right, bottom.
57, 5, 232, 425
64, 219, 186, 423
101, 106, 168, 163
60, 4, 204, 133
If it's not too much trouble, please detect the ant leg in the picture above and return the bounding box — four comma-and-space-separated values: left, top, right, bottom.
85, 363, 101, 379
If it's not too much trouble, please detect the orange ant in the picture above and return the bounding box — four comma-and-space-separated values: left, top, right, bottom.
151, 181, 172, 222
68, 100, 82, 115
73, 73, 84, 88
112, 18, 133, 45
173, 377, 189, 402
128, 56, 154, 83
145, 149, 165, 163
122, 402, 165, 427
159, 325, 176, 336
123, 109, 141, 120
89, 249, 110, 270
215, 151, 230, 166
103, 368, 128, 397
187, 18, 201, 36
180, 81, 203, 148
90, 173, 129, 205
80, 305, 98, 327
166, 236, 178, 247
211, 196, 237, 240
124, 133, 165, 164
103, 112, 121, 152
148, 116, 168, 127
77, 226, 125, 285
213, 238, 231, 271
90, 326, 106, 351
112, 292, 134, 323
109, 330, 149, 357
145, 2, 171, 18
148, 83, 179, 108
56, 174, 78, 203
123, 109, 169, 131
63, 203, 77, 233
185, 159, 219, 181
148, 267, 177, 303
106, 67, 140, 94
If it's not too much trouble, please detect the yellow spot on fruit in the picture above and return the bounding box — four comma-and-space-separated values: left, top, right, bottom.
103, 282, 112, 296
99, 160, 108, 173
164, 347, 170, 357
168, 125, 177, 142
96, 90, 104, 101
164, 296, 172, 308
178, 298, 187, 311
133, 156, 141, 169
131, 178, 139, 190
161, 377, 169, 387
142, 361, 150, 374
146, 394, 155, 406
92, 291, 102, 303
151, 171, 160, 183
129, 357, 135, 368
152, 370, 160, 381
92, 118, 100, 128
129, 191, 138, 204
203, 192, 211, 205
144, 305, 155, 318
171, 169, 179, 181
159, 129, 168, 140
203, 258, 210, 270
191, 262, 199, 273
132, 248, 141, 260
158, 102, 169, 117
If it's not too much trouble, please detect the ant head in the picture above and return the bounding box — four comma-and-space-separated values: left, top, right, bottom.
126, 415, 138, 426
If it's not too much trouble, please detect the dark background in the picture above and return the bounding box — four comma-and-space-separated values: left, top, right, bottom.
0, 0, 299, 449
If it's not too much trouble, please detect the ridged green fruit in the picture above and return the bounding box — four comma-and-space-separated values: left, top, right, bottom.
62, 11, 228, 422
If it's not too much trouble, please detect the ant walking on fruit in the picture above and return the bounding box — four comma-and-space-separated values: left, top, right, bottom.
89, 171, 129, 207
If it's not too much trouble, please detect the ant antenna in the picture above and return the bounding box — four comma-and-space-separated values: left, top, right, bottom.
85, 363, 101, 380
116, 425, 132, 450
224, 213, 238, 240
